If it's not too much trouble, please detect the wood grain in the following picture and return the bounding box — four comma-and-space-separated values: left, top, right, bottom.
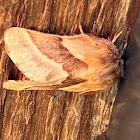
0, 0, 139, 139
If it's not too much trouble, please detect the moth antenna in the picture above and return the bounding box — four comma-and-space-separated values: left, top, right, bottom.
112, 31, 123, 43
79, 25, 84, 34
84, 34, 103, 46
78, 25, 102, 46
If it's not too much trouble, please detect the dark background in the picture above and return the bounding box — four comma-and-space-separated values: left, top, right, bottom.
106, 6, 140, 140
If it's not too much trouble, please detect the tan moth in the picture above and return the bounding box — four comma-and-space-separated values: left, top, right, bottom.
3, 27, 123, 94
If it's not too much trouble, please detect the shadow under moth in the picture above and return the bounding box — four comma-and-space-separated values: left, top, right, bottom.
3, 27, 123, 94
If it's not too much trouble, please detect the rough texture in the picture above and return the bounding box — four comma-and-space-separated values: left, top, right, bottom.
0, 0, 139, 140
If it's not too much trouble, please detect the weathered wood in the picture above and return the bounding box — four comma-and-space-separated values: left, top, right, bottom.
0, 0, 139, 139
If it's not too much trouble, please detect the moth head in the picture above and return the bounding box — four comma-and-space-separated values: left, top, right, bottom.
85, 40, 123, 90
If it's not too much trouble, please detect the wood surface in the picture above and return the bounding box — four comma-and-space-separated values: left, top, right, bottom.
0, 0, 139, 139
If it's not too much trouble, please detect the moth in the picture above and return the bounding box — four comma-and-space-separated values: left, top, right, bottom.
3, 27, 123, 94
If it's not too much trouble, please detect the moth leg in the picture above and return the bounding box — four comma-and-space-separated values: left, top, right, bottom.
3, 80, 52, 91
